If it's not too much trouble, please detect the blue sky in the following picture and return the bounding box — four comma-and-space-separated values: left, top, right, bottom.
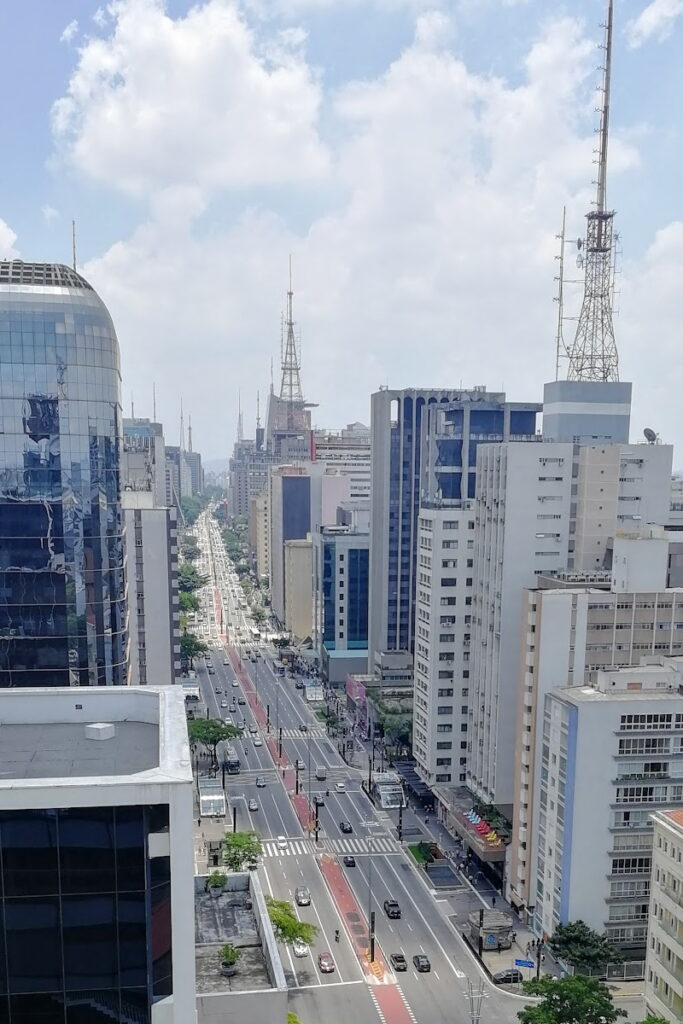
1, 0, 683, 458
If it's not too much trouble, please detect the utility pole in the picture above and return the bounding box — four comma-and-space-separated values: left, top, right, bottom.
465, 978, 485, 1024
368, 832, 375, 962
278, 726, 283, 761
266, 703, 270, 732
397, 802, 403, 843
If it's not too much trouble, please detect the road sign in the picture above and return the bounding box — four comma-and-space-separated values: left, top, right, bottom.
515, 959, 536, 969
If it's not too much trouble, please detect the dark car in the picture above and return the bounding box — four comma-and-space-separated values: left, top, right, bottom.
493, 969, 523, 985
314, 795, 325, 807
383, 899, 401, 919
238, 697, 246, 706
343, 855, 356, 867
413, 955, 431, 973
339, 821, 353, 834
389, 953, 407, 972
255, 776, 267, 788
299, 723, 308, 732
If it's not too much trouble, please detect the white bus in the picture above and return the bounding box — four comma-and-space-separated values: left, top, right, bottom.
249, 626, 261, 641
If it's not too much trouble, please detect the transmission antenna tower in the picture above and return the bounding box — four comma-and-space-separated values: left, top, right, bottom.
280, 256, 305, 428
566, 0, 619, 383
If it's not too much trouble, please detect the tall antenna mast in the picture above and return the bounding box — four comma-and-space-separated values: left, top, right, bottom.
256, 390, 261, 429
554, 207, 567, 380
280, 256, 305, 429
237, 390, 244, 443
188, 415, 193, 453
566, 0, 619, 383
72, 220, 77, 271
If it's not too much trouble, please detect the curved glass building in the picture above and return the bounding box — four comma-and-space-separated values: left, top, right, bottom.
0, 261, 127, 686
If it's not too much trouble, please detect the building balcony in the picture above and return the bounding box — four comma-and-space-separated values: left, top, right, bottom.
653, 915, 683, 947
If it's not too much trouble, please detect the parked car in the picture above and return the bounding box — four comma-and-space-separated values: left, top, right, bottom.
383, 900, 401, 919
389, 953, 407, 972
295, 887, 311, 906
318, 952, 335, 973
343, 855, 356, 867
493, 969, 523, 985
248, 798, 258, 811
413, 955, 431, 973
339, 821, 353, 834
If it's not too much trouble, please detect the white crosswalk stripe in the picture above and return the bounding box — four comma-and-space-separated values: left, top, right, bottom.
260, 838, 316, 858
325, 835, 400, 856
278, 727, 327, 739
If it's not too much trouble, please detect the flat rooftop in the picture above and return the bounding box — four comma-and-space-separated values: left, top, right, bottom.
195, 888, 271, 994
1, 721, 159, 780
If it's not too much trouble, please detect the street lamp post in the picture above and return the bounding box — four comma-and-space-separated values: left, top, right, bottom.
368, 832, 375, 962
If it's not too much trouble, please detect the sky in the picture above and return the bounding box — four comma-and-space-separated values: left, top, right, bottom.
1, 0, 682, 461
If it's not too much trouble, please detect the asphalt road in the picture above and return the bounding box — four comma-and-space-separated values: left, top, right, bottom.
191, 509, 527, 1024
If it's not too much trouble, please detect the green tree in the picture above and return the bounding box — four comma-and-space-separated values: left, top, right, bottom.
179, 591, 200, 613
180, 631, 209, 667
548, 921, 622, 973
251, 606, 266, 625
222, 831, 262, 872
287, 1014, 305, 1024
180, 495, 204, 526
265, 896, 318, 946
636, 1018, 669, 1024
518, 975, 626, 1024
188, 718, 241, 765
178, 562, 208, 593
181, 535, 200, 561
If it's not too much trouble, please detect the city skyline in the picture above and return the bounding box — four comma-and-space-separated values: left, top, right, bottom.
1, 0, 682, 458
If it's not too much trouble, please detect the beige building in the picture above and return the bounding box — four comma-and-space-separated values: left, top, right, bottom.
645, 809, 683, 1022
254, 491, 270, 581
284, 538, 313, 640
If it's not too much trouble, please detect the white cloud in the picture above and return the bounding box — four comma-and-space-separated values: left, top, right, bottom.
0, 220, 20, 259
626, 0, 683, 47
41, 204, 60, 223
51, 0, 328, 200
57, 2, 676, 460
60, 19, 79, 44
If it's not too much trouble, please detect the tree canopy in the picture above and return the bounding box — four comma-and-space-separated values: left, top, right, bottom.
188, 718, 241, 763
179, 591, 200, 613
266, 896, 318, 946
180, 631, 209, 666
518, 975, 626, 1024
180, 495, 204, 526
548, 921, 622, 973
178, 562, 208, 593
222, 831, 262, 872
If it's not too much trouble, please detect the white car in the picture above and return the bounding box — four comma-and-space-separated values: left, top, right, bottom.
232, 680, 239, 687
277, 836, 288, 850
293, 938, 308, 958
335, 782, 346, 792
220, 700, 228, 708
254, 737, 263, 747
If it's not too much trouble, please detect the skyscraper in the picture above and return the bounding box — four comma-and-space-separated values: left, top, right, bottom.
0, 261, 127, 687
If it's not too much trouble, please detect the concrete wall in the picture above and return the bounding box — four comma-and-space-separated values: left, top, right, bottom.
284, 539, 313, 640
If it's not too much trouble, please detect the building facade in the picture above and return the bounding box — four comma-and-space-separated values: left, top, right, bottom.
0, 261, 127, 688
312, 525, 369, 682
0, 685, 196, 1024
312, 423, 371, 501
122, 418, 167, 507
645, 808, 683, 1023
283, 537, 313, 640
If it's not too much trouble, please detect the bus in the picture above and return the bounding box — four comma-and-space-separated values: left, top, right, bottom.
224, 744, 241, 775
249, 626, 261, 641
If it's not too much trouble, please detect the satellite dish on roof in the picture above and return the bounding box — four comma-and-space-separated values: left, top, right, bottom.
643, 428, 657, 444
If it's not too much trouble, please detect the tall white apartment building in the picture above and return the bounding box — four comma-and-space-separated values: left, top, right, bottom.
533, 659, 683, 954
413, 503, 476, 785
469, 439, 674, 811
645, 808, 683, 1023
254, 490, 270, 580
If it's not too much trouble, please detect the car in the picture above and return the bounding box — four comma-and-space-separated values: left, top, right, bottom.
232, 680, 239, 687
238, 697, 246, 706
389, 953, 407, 972
339, 821, 353, 834
277, 836, 288, 850
383, 899, 401, 919
295, 759, 306, 770
256, 776, 266, 788
293, 938, 309, 958
254, 737, 263, 747
493, 969, 524, 985
318, 952, 335, 974
220, 700, 228, 708
413, 955, 431, 973
215, 687, 222, 694
207, 666, 215, 674
335, 782, 346, 792
248, 724, 258, 734
299, 723, 308, 732
295, 886, 311, 906
314, 795, 325, 807
229, 704, 237, 713
343, 855, 356, 867
223, 659, 229, 666
248, 798, 258, 811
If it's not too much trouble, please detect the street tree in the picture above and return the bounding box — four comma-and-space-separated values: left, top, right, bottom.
266, 896, 318, 946
179, 562, 208, 593
636, 1018, 668, 1024
221, 831, 262, 872
548, 921, 622, 973
188, 718, 241, 765
287, 1014, 306, 1024
179, 591, 200, 613
180, 631, 209, 667
519, 975, 626, 1024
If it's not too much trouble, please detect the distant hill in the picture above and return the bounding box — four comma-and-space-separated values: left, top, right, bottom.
204, 458, 230, 473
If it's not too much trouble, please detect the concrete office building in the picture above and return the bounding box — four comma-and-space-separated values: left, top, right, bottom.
123, 491, 180, 686
368, 387, 540, 667
645, 808, 683, 1023
312, 423, 371, 501
510, 529, 683, 917
123, 418, 167, 507
413, 504, 476, 785
468, 436, 675, 811
229, 438, 278, 519
312, 523, 370, 684
0, 685, 196, 1023
0, 261, 127, 688
253, 491, 270, 581
533, 659, 683, 954
283, 537, 313, 640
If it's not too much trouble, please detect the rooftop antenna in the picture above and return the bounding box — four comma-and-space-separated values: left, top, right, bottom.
566, 0, 619, 383
237, 390, 244, 443
554, 207, 567, 380
280, 255, 305, 429
188, 415, 193, 453
72, 220, 77, 271
130, 392, 135, 419
256, 390, 261, 429
152, 381, 157, 422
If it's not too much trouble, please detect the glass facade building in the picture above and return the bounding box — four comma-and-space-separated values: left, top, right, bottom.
0, 262, 127, 687
0, 804, 171, 1024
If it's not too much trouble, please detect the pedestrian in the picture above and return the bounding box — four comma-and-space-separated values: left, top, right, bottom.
492, 896, 496, 908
